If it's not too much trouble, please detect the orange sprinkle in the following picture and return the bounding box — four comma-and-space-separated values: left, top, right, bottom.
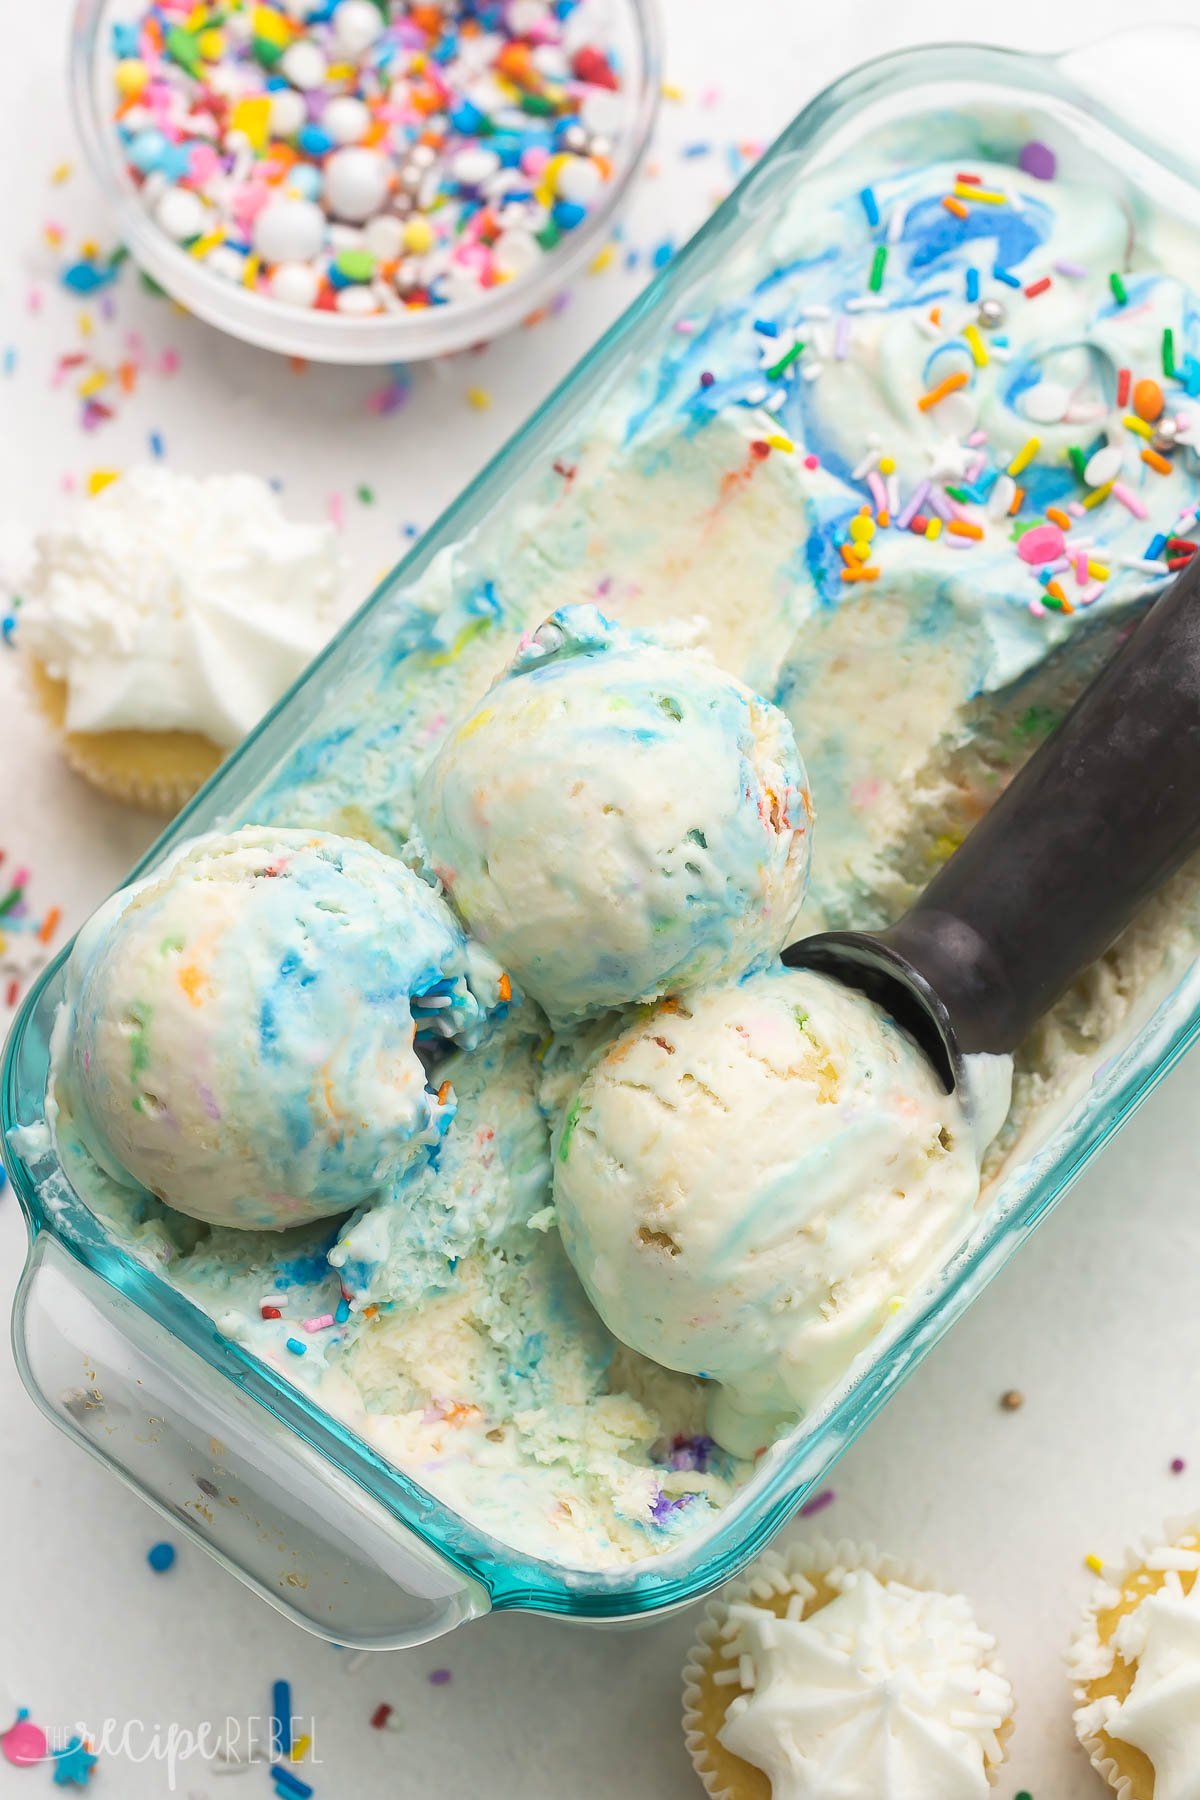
437, 1079, 453, 1105
1008, 485, 1025, 515
917, 370, 969, 412
178, 964, 206, 1006
929, 306, 941, 326
948, 520, 984, 539
37, 906, 62, 945
1046, 580, 1074, 612
942, 195, 969, 220
840, 566, 881, 582
498, 972, 512, 1002
1046, 506, 1071, 529
1142, 447, 1173, 475
839, 543, 857, 568
876, 510, 890, 528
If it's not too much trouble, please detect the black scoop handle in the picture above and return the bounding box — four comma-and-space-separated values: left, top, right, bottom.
863, 552, 1200, 1056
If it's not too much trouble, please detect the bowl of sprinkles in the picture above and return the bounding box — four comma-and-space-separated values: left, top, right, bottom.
71, 0, 660, 362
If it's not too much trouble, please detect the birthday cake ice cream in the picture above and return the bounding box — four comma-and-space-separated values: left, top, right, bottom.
39, 107, 1200, 1568
415, 606, 812, 1022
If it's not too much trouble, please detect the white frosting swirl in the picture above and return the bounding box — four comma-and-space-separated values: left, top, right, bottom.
717, 1569, 1012, 1799
18, 466, 342, 744
1101, 1561, 1200, 1800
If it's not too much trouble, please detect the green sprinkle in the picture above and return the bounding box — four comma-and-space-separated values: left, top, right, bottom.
1068, 446, 1088, 482
165, 25, 202, 72
1109, 270, 1128, 305
334, 249, 376, 283
1163, 326, 1177, 379
138, 269, 167, 298
356, 484, 375, 505
558, 1099, 582, 1163
944, 485, 970, 503
765, 340, 804, 382
535, 220, 561, 251
868, 245, 887, 293
1013, 703, 1060, 744
791, 1007, 810, 1032
658, 695, 683, 721
685, 828, 708, 849
159, 934, 185, 955
126, 1001, 153, 1102
252, 34, 285, 66
520, 92, 557, 116
0, 883, 24, 918
1015, 1792, 1034, 1800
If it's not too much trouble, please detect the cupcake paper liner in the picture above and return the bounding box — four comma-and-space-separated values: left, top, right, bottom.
1068, 1513, 1200, 1800
683, 1538, 1013, 1800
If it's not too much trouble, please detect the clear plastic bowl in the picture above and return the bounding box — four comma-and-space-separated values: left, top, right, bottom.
10, 29, 1200, 1649
68, 0, 662, 364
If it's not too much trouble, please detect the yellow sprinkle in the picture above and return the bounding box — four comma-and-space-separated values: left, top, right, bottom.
963, 323, 989, 367
1123, 413, 1153, 439
877, 455, 896, 476
928, 832, 963, 864
242, 252, 260, 289
924, 516, 943, 540
1087, 561, 1110, 581
886, 1296, 906, 1314
955, 184, 1006, 203
197, 26, 225, 58
1082, 481, 1115, 512
326, 61, 356, 80
231, 94, 272, 153
78, 311, 94, 339
1085, 1554, 1105, 1575
403, 217, 435, 255
290, 1736, 311, 1763
87, 468, 120, 495
588, 243, 616, 274
80, 238, 100, 259
51, 161, 73, 186
466, 387, 491, 411
765, 434, 794, 453
77, 370, 108, 398
252, 5, 289, 46
1007, 436, 1040, 477
661, 81, 685, 101
849, 541, 871, 564
848, 514, 875, 543
189, 229, 225, 258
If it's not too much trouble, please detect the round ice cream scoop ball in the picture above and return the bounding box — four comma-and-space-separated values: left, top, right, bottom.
56, 827, 507, 1231
552, 969, 987, 1454
415, 607, 812, 1023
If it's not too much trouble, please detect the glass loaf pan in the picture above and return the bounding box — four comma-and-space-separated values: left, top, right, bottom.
7, 31, 1200, 1649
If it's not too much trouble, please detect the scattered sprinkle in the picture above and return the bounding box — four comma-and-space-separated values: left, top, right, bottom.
428, 1669, 453, 1686
799, 1488, 836, 1518
147, 1541, 176, 1572
1000, 1390, 1024, 1412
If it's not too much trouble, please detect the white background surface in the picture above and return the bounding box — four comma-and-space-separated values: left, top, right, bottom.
3, 1, 1200, 1794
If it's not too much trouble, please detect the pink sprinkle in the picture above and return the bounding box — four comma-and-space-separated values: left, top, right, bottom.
699, 85, 721, 108
1029, 597, 1047, 617
1017, 522, 1066, 565
1074, 550, 1089, 585
26, 286, 43, 314
866, 470, 887, 513
60, 472, 77, 493
1077, 580, 1103, 606
966, 429, 988, 446
189, 143, 221, 183
159, 348, 180, 375
964, 454, 985, 483
896, 479, 931, 529
834, 315, 851, 360
1067, 500, 1086, 517
303, 1313, 335, 1333
799, 1488, 836, 1518
943, 531, 978, 548
520, 146, 549, 179
1112, 481, 1149, 520
803, 453, 819, 470
328, 492, 345, 530
1172, 1457, 1187, 1474
673, 318, 697, 335
1054, 258, 1088, 278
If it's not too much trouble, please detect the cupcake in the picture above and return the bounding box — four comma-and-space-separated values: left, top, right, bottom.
1070, 1520, 1200, 1799
683, 1539, 1014, 1799
17, 467, 342, 811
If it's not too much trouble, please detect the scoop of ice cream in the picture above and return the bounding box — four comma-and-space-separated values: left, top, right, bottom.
414, 605, 812, 1024
53, 827, 508, 1230
552, 967, 990, 1453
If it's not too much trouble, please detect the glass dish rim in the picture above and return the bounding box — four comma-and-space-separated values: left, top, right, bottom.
8, 29, 1200, 1619
67, 0, 665, 364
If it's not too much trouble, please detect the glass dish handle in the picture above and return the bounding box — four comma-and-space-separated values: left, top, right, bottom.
11, 1234, 490, 1649
1056, 26, 1200, 182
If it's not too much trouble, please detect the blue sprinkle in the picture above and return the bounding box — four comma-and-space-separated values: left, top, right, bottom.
2, 617, 17, 646
286, 1337, 307, 1356
651, 239, 674, 270
753, 318, 779, 337
148, 430, 165, 459
965, 266, 980, 302
111, 21, 140, 55
335, 1297, 349, 1324
272, 1680, 293, 1759
147, 1541, 176, 1573
2, 347, 15, 376
271, 1769, 313, 1800
859, 186, 879, 227
0, 1162, 7, 1191
1146, 533, 1168, 561
682, 141, 711, 159
297, 124, 333, 157
552, 200, 587, 231
61, 260, 118, 296
624, 247, 639, 270
993, 266, 1021, 289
